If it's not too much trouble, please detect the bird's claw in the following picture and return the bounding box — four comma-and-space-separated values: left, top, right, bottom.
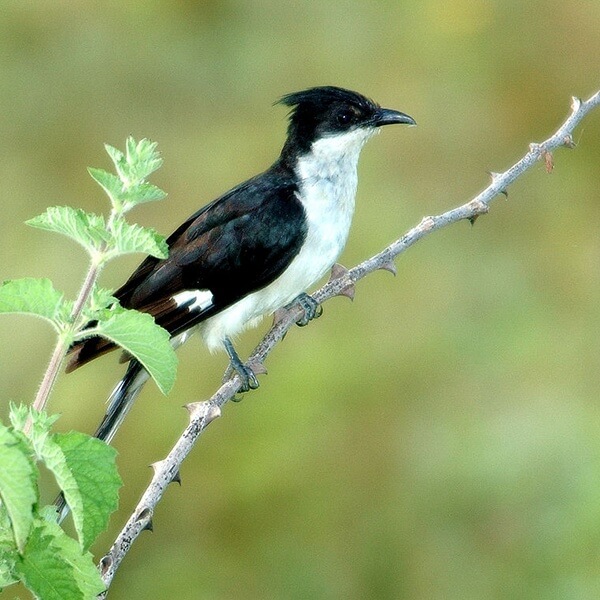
293, 293, 322, 327
223, 337, 260, 395
234, 361, 259, 393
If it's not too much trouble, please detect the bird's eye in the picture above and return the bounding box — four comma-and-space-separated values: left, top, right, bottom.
337, 109, 354, 126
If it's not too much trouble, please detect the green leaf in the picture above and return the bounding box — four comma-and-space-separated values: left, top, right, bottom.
108, 218, 168, 259
87, 167, 123, 207
0, 278, 68, 328
0, 423, 38, 552
105, 137, 163, 187
26, 206, 108, 255
42, 432, 121, 552
121, 181, 167, 207
14, 520, 105, 599
0, 503, 18, 589
88, 309, 177, 394
124, 136, 163, 182
87, 286, 117, 315
17, 407, 60, 459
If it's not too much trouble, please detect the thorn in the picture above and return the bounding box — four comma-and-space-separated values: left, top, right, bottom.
487, 171, 508, 197
150, 459, 165, 474
542, 150, 554, 173
143, 518, 154, 533
571, 96, 582, 112
468, 214, 479, 226
378, 261, 397, 276
563, 134, 576, 149
247, 358, 267, 376
184, 401, 221, 424
338, 284, 355, 301
329, 263, 355, 300
100, 555, 113, 575
170, 470, 182, 485
136, 507, 153, 531
330, 262, 349, 281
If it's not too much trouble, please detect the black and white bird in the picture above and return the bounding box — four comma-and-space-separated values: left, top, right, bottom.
66, 86, 415, 443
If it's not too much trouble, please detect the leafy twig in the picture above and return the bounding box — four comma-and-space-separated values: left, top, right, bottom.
97, 89, 600, 594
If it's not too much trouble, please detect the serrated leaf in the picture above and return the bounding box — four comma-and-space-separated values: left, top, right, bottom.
108, 218, 168, 259
122, 181, 167, 205
42, 520, 105, 598
0, 424, 38, 552
8, 402, 29, 431
104, 143, 127, 182
43, 432, 121, 551
125, 137, 163, 181
26, 206, 108, 254
0, 278, 67, 328
89, 286, 117, 313
20, 407, 60, 459
14, 520, 104, 599
105, 137, 162, 186
0, 503, 18, 588
91, 309, 177, 394
88, 167, 123, 206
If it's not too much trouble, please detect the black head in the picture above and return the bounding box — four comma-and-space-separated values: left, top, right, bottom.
277, 86, 415, 158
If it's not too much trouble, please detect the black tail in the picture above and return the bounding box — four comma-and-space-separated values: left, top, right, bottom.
94, 360, 149, 443
55, 360, 150, 522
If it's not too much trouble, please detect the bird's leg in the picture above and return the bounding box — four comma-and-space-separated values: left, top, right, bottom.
291, 292, 323, 327
223, 337, 259, 392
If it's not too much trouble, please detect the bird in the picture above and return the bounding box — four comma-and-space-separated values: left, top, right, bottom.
66, 86, 416, 444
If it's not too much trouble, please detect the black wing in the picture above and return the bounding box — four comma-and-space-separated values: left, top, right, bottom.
66, 165, 306, 371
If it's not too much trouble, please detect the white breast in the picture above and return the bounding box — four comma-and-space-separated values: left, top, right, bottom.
200, 126, 377, 351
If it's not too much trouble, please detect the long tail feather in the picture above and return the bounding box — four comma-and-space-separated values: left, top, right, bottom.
94, 361, 149, 443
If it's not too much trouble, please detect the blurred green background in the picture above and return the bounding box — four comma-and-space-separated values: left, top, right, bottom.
1, 1, 600, 598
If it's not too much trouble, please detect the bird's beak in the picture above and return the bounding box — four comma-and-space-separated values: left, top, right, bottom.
372, 107, 416, 127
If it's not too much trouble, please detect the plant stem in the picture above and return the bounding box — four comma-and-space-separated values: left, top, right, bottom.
26, 257, 105, 432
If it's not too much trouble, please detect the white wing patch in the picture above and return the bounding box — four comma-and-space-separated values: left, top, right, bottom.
173, 289, 214, 311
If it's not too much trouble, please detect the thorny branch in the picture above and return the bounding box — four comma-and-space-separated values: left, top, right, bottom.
97, 90, 600, 596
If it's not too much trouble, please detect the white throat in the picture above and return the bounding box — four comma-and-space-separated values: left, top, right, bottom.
199, 126, 377, 351
292, 125, 377, 272
296, 126, 377, 186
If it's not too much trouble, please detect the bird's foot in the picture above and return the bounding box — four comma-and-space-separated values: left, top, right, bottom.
223, 337, 259, 394
291, 293, 323, 327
